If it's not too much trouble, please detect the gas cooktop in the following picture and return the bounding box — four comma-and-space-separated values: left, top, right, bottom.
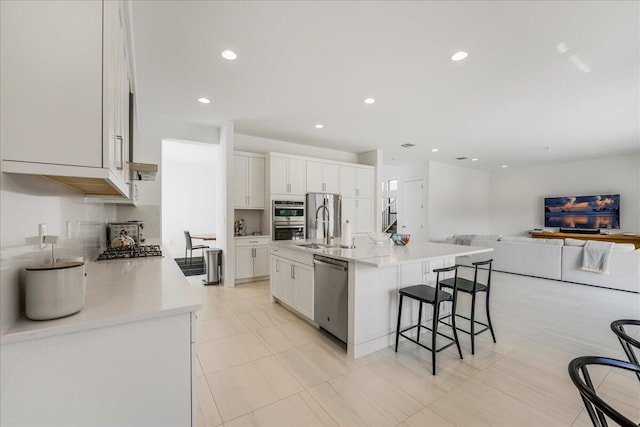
97, 244, 163, 261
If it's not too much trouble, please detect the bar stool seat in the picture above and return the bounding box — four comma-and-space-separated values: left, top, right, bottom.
395, 265, 463, 375
439, 259, 496, 355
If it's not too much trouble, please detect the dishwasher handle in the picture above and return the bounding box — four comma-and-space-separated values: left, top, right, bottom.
313, 259, 348, 271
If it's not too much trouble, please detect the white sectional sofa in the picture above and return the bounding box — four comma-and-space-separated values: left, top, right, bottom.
445, 235, 640, 293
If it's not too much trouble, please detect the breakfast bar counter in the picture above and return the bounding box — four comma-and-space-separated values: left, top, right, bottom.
271, 237, 493, 359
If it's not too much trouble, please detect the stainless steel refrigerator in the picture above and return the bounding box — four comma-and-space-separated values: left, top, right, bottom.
305, 193, 342, 240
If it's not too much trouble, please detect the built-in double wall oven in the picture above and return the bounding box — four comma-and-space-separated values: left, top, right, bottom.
273, 200, 305, 240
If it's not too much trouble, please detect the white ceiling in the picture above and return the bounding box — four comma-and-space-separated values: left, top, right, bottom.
131, 1, 639, 170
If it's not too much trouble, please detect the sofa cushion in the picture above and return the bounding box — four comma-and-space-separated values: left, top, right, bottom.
613, 243, 635, 252
500, 236, 564, 246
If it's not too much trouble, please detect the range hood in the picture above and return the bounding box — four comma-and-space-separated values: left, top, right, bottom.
129, 162, 158, 181
1, 160, 128, 197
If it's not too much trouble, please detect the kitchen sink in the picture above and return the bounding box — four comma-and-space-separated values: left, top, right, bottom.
297, 243, 338, 250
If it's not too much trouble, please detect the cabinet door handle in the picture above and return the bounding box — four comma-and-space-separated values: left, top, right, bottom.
292, 265, 295, 279
115, 135, 124, 170
276, 259, 279, 272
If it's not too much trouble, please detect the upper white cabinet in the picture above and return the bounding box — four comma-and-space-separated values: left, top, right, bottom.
270, 155, 306, 195
340, 166, 374, 199
234, 153, 265, 209
306, 161, 339, 194
0, 0, 133, 197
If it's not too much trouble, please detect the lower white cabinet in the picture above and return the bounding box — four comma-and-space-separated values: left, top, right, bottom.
270, 252, 314, 320
342, 197, 374, 234
0, 312, 194, 426
236, 237, 270, 281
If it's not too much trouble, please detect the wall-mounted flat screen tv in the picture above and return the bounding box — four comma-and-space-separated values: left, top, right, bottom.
544, 194, 620, 229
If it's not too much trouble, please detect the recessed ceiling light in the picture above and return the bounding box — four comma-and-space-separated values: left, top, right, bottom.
198, 97, 211, 104
221, 50, 237, 60
502, 165, 509, 168
451, 51, 468, 61
364, 98, 376, 104
432, 148, 439, 152
315, 124, 324, 129
471, 158, 478, 161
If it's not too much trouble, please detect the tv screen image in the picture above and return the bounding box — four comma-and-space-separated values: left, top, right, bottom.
544, 194, 620, 229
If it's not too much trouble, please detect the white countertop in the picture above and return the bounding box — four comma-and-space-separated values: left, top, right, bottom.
235, 235, 270, 239
1, 254, 201, 345
273, 236, 493, 267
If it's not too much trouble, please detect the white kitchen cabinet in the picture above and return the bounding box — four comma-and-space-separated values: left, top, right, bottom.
270, 249, 314, 321
342, 197, 374, 234
270, 155, 306, 195
293, 264, 314, 319
270, 256, 282, 298
235, 247, 254, 280
0, 0, 134, 197
1, 312, 193, 426
279, 258, 296, 306
234, 153, 265, 209
339, 166, 374, 199
306, 161, 339, 194
235, 237, 270, 281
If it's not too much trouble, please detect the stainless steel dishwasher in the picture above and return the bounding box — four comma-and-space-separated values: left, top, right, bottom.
313, 255, 348, 344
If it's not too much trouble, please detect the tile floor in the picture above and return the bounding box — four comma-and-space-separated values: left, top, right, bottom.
186, 270, 640, 427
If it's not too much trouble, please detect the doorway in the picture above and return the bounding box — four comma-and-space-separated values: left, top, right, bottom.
400, 179, 423, 240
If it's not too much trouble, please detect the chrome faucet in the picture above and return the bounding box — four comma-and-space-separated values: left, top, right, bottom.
315, 203, 331, 245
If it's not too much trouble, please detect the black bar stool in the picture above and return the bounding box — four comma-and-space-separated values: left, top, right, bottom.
439, 259, 496, 354
610, 319, 640, 382
395, 265, 463, 375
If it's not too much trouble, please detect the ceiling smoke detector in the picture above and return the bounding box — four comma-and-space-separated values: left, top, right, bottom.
401, 143, 415, 148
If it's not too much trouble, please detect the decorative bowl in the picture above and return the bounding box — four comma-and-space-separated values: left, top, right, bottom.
392, 234, 411, 246
368, 232, 391, 245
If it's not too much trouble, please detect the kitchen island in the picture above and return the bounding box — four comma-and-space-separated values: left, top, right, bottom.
270, 237, 492, 359
1, 254, 201, 426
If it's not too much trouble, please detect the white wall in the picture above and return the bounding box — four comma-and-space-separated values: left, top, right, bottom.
161, 140, 219, 259
0, 173, 115, 333
489, 155, 640, 236
235, 133, 359, 163
428, 162, 491, 241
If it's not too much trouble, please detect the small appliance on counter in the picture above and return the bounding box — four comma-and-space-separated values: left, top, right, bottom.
234, 219, 246, 236
107, 221, 145, 245
25, 236, 86, 320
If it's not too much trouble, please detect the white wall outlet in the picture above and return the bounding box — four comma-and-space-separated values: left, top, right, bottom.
39, 223, 47, 248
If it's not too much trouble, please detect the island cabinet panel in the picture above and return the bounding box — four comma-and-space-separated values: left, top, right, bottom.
350, 264, 399, 352
270, 250, 314, 321
271, 256, 282, 298
1, 313, 193, 426
293, 264, 314, 319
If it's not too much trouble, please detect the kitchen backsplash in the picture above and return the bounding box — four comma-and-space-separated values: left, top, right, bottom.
0, 173, 116, 333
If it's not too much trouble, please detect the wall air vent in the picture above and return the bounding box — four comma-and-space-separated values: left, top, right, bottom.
401, 143, 415, 148
456, 157, 468, 160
